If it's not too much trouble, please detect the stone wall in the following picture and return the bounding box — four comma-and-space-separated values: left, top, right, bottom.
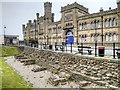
21, 47, 119, 88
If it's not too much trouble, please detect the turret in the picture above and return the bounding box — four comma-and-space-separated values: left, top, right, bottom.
36, 13, 39, 20
44, 2, 52, 19
117, 0, 120, 12
22, 24, 25, 30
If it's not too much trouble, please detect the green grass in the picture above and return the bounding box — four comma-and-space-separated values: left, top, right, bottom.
0, 46, 32, 89
0, 57, 32, 89
0, 46, 20, 57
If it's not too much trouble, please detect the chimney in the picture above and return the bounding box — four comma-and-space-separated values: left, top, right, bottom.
36, 13, 39, 20
28, 20, 32, 23
109, 7, 111, 10
117, 0, 120, 12
100, 7, 103, 12
22, 24, 25, 30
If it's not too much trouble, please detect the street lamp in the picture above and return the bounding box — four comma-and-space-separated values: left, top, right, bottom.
101, 16, 104, 46
56, 24, 58, 45
34, 19, 37, 47
77, 20, 79, 45
47, 35, 48, 45
4, 26, 6, 45
38, 22, 40, 46
94, 20, 97, 56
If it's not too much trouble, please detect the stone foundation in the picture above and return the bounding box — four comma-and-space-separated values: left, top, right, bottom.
18, 47, 119, 88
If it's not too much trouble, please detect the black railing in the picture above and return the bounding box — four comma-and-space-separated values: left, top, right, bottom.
19, 42, 120, 59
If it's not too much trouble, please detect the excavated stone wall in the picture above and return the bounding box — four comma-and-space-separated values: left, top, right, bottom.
21, 47, 119, 88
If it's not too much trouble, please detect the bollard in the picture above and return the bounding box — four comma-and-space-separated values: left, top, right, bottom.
95, 41, 97, 56
113, 43, 115, 59
71, 42, 72, 53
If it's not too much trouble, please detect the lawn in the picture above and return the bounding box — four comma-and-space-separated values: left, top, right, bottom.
0, 46, 20, 57
0, 46, 32, 89
0, 57, 32, 89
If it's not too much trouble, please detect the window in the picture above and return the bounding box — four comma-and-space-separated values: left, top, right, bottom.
79, 23, 82, 30
105, 19, 109, 27
112, 18, 116, 26
109, 19, 112, 27
113, 33, 117, 41
97, 20, 100, 28
84, 22, 87, 29
105, 33, 109, 41
91, 21, 96, 29
91, 34, 94, 42
91, 22, 95, 29
109, 33, 113, 41
80, 35, 87, 42
82, 23, 84, 30
97, 34, 101, 42
53, 28, 56, 33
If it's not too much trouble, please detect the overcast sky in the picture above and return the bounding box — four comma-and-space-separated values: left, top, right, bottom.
1, 0, 117, 40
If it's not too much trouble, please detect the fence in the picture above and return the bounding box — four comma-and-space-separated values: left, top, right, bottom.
19, 42, 120, 59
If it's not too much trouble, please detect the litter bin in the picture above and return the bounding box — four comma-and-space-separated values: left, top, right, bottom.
98, 46, 105, 57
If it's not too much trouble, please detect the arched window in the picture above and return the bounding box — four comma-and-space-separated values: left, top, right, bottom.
105, 33, 109, 41
91, 22, 93, 29
91, 21, 95, 29
91, 34, 94, 42
82, 23, 84, 30
112, 18, 116, 26
109, 19, 112, 27
79, 35, 82, 42
109, 33, 113, 41
79, 23, 82, 30
105, 19, 109, 27
97, 20, 100, 28
84, 22, 87, 30
97, 34, 101, 42
93, 20, 96, 29
80, 35, 87, 42
113, 33, 117, 41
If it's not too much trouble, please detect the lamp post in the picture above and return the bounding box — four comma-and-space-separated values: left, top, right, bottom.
95, 20, 97, 56
101, 16, 104, 46
56, 24, 58, 45
38, 22, 40, 47
77, 20, 79, 45
47, 35, 48, 45
34, 19, 37, 47
3, 26, 6, 45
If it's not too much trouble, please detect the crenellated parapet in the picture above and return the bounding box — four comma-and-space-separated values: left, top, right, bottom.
61, 2, 88, 13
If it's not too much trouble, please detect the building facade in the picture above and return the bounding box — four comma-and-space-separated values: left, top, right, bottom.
22, 1, 120, 45
0, 35, 19, 46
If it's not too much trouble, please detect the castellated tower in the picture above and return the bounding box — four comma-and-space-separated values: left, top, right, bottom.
44, 2, 52, 21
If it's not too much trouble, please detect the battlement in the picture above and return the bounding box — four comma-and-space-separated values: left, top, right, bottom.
61, 2, 88, 13
44, 2, 52, 7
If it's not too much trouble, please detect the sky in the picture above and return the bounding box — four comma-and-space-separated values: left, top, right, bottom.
1, 0, 117, 40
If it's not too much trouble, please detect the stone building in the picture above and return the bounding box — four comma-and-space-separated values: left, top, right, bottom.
0, 35, 19, 46
22, 1, 120, 45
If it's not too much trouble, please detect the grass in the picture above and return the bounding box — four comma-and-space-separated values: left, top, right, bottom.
0, 46, 20, 57
0, 46, 32, 89
0, 57, 32, 89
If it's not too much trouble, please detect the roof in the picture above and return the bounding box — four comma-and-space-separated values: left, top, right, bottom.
4, 35, 19, 38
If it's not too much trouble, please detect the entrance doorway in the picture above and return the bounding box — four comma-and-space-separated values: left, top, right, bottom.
65, 30, 74, 44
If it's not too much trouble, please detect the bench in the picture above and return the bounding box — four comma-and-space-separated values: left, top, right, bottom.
116, 49, 120, 59
78, 46, 93, 55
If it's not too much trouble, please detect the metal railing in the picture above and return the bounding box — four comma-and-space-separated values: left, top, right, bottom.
19, 42, 120, 59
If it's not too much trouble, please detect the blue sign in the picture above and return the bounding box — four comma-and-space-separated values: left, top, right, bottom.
65, 32, 74, 44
